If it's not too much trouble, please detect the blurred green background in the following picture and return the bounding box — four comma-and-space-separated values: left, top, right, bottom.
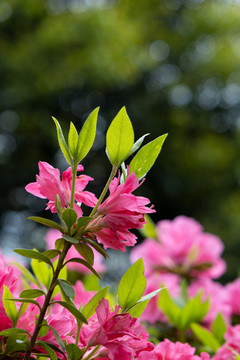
1, 0, 240, 280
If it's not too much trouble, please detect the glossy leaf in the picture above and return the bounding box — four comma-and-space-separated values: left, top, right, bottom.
28, 216, 63, 232
58, 279, 75, 298
68, 122, 78, 158
76, 107, 99, 163
118, 258, 146, 311
66, 343, 83, 360
19, 289, 45, 299
130, 134, 168, 179
191, 323, 220, 352
62, 234, 79, 244
129, 133, 149, 156
14, 249, 53, 269
64, 258, 101, 279
51, 301, 88, 324
3, 286, 18, 325
211, 312, 226, 344
106, 107, 134, 166
31, 257, 52, 288
52, 116, 72, 165
62, 209, 77, 229
82, 286, 109, 319
74, 243, 94, 265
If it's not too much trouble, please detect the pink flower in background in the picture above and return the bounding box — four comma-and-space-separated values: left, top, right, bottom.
150, 339, 210, 360
213, 325, 240, 360
45, 229, 105, 274
188, 278, 231, 326
88, 298, 153, 360
94, 170, 155, 251
225, 278, 240, 316
25, 162, 97, 217
131, 216, 226, 279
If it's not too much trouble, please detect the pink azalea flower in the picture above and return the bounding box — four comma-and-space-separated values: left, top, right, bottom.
88, 298, 153, 360
149, 339, 210, 360
188, 278, 231, 326
213, 325, 240, 360
45, 229, 105, 274
131, 216, 226, 279
93, 170, 155, 251
25, 162, 97, 216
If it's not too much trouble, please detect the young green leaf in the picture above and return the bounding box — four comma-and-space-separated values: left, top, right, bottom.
7, 298, 41, 311
52, 116, 72, 165
158, 288, 181, 326
51, 301, 88, 324
13, 262, 39, 287
31, 257, 52, 288
68, 122, 78, 158
191, 323, 221, 352
66, 343, 83, 360
28, 216, 63, 231
62, 209, 77, 229
76, 107, 99, 163
14, 249, 53, 269
118, 258, 146, 311
211, 312, 226, 344
138, 214, 158, 240
129, 133, 149, 156
39, 320, 49, 337
3, 286, 18, 326
82, 286, 109, 320
19, 289, 45, 299
106, 107, 134, 166
74, 243, 94, 266
127, 300, 149, 318
130, 134, 168, 179
62, 234, 79, 244
77, 216, 92, 229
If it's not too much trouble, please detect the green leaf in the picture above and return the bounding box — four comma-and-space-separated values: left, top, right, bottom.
28, 216, 63, 232
127, 300, 149, 318
211, 312, 226, 344
3, 286, 18, 326
68, 122, 79, 158
82, 286, 109, 319
36, 341, 67, 360
82, 237, 110, 259
77, 216, 92, 228
45, 324, 65, 351
6, 334, 29, 353
76, 107, 99, 163
62, 209, 77, 229
14, 249, 53, 269
52, 116, 72, 165
0, 328, 31, 337
74, 243, 94, 266
106, 107, 134, 166
64, 258, 101, 279
51, 301, 88, 324
129, 133, 149, 156
130, 134, 168, 179
55, 238, 64, 251
66, 343, 83, 360
58, 279, 75, 298
55, 194, 63, 220
7, 298, 41, 310
158, 288, 181, 326
37, 341, 58, 360
31, 257, 52, 288
191, 323, 221, 352
39, 320, 49, 337
20, 289, 45, 299
118, 258, 146, 311
42, 249, 61, 260
139, 214, 158, 240
62, 234, 79, 244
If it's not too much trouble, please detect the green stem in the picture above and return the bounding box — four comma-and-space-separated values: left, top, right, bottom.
70, 164, 77, 209
75, 320, 82, 346
83, 345, 101, 360
89, 165, 117, 218
23, 241, 71, 360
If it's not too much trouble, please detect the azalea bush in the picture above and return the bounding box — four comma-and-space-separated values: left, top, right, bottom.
0, 107, 240, 360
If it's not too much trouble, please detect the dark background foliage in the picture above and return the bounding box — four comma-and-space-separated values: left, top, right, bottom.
1, 0, 240, 280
